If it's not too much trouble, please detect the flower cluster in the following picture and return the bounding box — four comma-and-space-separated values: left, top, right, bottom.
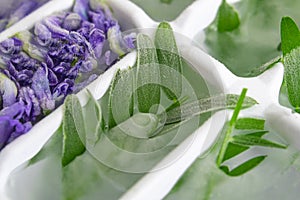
0, 0, 135, 150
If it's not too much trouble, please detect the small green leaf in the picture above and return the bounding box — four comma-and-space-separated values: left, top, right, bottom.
164, 94, 257, 124
225, 94, 258, 110
216, 0, 240, 32
155, 22, 183, 100
221, 142, 249, 164
231, 135, 287, 149
283, 47, 300, 112
235, 118, 265, 130
280, 17, 300, 56
220, 156, 266, 176
62, 95, 86, 167
136, 34, 161, 113
245, 130, 269, 138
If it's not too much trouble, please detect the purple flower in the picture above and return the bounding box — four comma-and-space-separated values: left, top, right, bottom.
0, 0, 135, 150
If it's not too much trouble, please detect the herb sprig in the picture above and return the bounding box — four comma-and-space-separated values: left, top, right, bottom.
216, 89, 287, 176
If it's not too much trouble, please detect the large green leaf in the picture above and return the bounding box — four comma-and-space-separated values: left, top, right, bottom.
155, 22, 183, 100
136, 34, 161, 113
29, 126, 63, 166
62, 95, 86, 167
283, 47, 300, 112
62, 152, 142, 200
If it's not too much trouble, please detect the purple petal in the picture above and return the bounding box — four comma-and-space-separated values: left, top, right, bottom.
0, 101, 25, 120
34, 22, 52, 46
0, 38, 22, 54
31, 68, 55, 111
19, 87, 41, 117
43, 17, 69, 38
63, 13, 82, 31
8, 121, 32, 143
73, 0, 89, 20
89, 11, 106, 31
47, 68, 58, 86
0, 116, 14, 149
89, 28, 105, 58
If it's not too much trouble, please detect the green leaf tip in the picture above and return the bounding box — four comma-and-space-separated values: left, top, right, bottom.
220, 156, 266, 177
217, 0, 240, 32
281, 16, 300, 56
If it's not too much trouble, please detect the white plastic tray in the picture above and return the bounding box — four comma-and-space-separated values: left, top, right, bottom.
0, 0, 299, 200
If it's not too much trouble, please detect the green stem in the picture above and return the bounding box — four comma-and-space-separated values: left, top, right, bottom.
216, 88, 248, 166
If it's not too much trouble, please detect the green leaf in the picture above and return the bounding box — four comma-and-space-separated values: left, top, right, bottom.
107, 68, 135, 129
245, 130, 269, 138
216, 0, 240, 32
62, 95, 86, 167
235, 118, 265, 130
29, 126, 63, 166
155, 22, 183, 100
280, 17, 300, 56
221, 142, 249, 163
225, 94, 258, 110
232, 135, 287, 149
136, 34, 161, 113
220, 156, 267, 176
62, 152, 142, 199
165, 94, 257, 124
216, 89, 248, 166
83, 91, 103, 145
283, 47, 300, 112
105, 113, 178, 153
